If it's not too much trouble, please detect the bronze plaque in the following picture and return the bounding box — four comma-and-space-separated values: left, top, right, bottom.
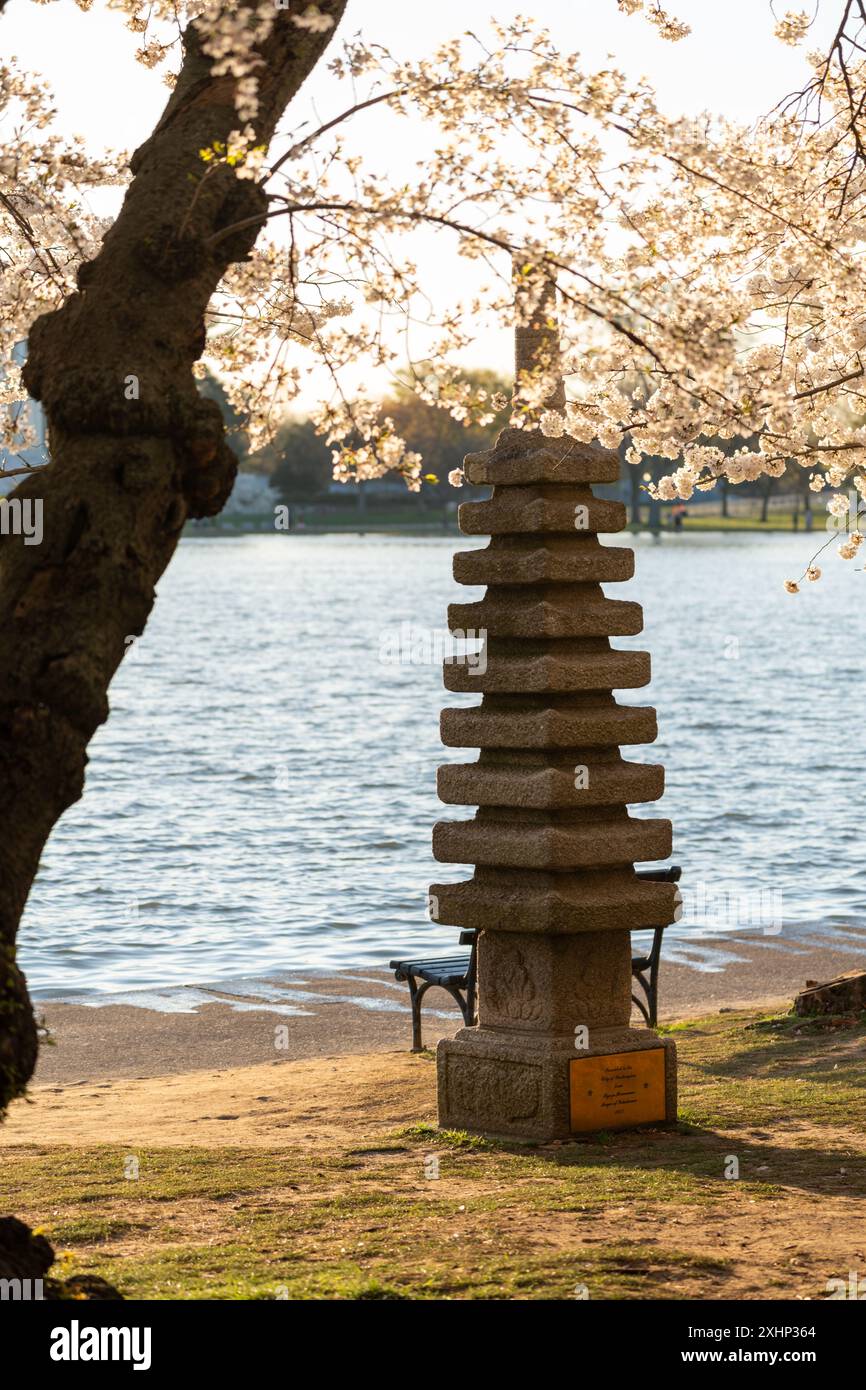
569, 1049, 666, 1132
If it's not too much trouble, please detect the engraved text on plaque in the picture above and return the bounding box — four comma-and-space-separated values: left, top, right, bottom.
569, 1048, 666, 1132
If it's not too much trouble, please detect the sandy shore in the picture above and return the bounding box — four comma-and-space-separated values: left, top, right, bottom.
23, 921, 866, 1088
0, 1051, 436, 1148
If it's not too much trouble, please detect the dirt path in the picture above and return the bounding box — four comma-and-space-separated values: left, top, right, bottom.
1, 1050, 437, 1148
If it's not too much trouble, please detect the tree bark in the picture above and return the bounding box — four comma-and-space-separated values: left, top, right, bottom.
0, 1, 347, 1121
0, 1216, 122, 1298
795, 970, 866, 1016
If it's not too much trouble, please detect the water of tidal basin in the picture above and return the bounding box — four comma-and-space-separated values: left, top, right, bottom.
19, 529, 865, 998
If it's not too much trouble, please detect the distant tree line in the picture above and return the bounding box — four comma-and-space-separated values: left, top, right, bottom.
261, 370, 511, 507
217, 361, 825, 525
619, 370, 825, 527
624, 437, 818, 526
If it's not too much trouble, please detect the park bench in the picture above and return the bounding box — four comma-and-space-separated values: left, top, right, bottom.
390, 865, 682, 1050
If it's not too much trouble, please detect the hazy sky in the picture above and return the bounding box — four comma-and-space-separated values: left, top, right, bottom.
2, 1, 840, 402
4, 1, 835, 136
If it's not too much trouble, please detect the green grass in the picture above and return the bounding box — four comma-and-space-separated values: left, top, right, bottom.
627, 510, 828, 534
190, 507, 832, 538
4, 1009, 866, 1299
190, 504, 460, 536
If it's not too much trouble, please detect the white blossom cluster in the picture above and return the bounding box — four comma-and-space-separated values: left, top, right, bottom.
5, 1, 866, 544
616, 0, 691, 42
0, 48, 123, 462
774, 10, 812, 46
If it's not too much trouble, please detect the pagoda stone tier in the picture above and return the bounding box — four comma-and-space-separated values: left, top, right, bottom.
431, 426, 679, 1141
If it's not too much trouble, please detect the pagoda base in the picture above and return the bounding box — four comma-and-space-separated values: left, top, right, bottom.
437, 1025, 677, 1142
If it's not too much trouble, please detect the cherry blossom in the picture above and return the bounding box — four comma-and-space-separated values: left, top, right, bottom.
4, 0, 866, 559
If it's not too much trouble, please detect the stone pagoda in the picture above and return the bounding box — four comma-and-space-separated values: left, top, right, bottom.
430, 279, 679, 1141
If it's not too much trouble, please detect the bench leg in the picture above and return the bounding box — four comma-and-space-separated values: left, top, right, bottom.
408, 977, 437, 1052
631, 989, 651, 1027
403, 977, 474, 1052
464, 975, 477, 1027
407, 975, 422, 1051
631, 968, 659, 1028
454, 984, 473, 1028
647, 959, 660, 1028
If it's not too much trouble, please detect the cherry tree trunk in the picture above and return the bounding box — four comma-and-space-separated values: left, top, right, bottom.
0, 2, 346, 1283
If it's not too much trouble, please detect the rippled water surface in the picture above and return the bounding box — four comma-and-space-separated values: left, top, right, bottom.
20, 530, 862, 997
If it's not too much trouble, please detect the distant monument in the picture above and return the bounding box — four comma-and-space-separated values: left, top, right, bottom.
431, 273, 678, 1140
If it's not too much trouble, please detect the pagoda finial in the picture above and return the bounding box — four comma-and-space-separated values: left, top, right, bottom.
512, 256, 566, 412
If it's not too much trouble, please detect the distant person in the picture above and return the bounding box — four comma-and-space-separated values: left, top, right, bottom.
672, 503, 687, 532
